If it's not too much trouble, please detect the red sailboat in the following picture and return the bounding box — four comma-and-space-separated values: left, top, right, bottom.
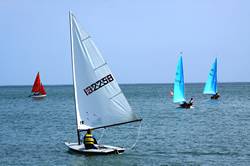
31, 72, 47, 98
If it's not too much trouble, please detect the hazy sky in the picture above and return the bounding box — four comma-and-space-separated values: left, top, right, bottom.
0, 0, 249, 85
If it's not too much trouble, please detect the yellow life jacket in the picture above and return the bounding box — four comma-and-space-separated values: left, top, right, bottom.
84, 133, 94, 145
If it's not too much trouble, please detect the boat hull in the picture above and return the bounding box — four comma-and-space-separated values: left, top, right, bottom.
31, 94, 46, 99
177, 106, 194, 109
65, 142, 125, 155
211, 94, 220, 99
177, 105, 194, 109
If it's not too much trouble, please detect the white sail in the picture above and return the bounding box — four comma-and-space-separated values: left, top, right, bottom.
69, 13, 139, 131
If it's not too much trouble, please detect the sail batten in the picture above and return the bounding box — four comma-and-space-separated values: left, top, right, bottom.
109, 91, 122, 100
94, 63, 107, 71
203, 58, 217, 95
173, 56, 186, 103
81, 36, 91, 41
69, 12, 140, 131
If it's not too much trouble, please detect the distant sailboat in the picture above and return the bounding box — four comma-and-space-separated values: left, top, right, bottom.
169, 90, 174, 97
31, 72, 47, 98
203, 58, 220, 99
173, 55, 193, 108
65, 12, 142, 155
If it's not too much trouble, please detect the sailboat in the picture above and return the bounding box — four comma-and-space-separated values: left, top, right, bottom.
173, 55, 193, 108
30, 72, 47, 98
65, 12, 142, 155
203, 58, 220, 99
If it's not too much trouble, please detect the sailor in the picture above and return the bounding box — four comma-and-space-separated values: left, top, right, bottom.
33, 92, 40, 96
83, 129, 98, 149
188, 98, 194, 105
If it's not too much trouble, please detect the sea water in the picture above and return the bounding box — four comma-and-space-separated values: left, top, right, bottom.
1, 83, 250, 165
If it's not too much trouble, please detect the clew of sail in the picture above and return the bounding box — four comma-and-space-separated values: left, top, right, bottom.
69, 13, 140, 131
203, 58, 217, 95
173, 56, 186, 103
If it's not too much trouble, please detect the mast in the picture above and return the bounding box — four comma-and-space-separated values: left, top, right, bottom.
214, 58, 218, 93
69, 11, 81, 145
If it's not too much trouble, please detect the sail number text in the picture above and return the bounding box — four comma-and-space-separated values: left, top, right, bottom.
84, 74, 114, 95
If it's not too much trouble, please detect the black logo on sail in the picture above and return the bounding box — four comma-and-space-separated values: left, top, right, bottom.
84, 74, 114, 96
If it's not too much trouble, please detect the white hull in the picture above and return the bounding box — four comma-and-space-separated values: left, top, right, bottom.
177, 105, 194, 109
65, 142, 125, 155
31, 94, 46, 99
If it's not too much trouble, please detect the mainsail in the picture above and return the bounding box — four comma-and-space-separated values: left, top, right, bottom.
32, 72, 41, 93
173, 56, 186, 103
203, 58, 217, 95
69, 12, 141, 132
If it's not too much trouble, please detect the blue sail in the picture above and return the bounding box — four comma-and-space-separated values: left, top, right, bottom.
203, 58, 217, 94
173, 56, 186, 103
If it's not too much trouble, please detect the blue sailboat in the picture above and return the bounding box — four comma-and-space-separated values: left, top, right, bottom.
203, 58, 220, 99
173, 55, 193, 108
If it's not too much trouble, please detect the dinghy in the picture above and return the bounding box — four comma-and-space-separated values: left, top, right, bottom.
65, 142, 125, 155
203, 58, 220, 99
30, 72, 47, 98
173, 55, 193, 109
65, 12, 142, 155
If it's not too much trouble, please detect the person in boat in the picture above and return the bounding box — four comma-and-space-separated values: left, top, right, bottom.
211, 92, 220, 99
180, 98, 193, 108
33, 92, 40, 96
83, 129, 98, 149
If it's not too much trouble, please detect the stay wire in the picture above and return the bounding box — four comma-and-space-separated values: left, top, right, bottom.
127, 121, 142, 150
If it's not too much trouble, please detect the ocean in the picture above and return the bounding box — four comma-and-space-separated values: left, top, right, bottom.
1, 83, 250, 165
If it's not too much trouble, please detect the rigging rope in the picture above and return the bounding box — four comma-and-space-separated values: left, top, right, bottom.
127, 121, 142, 150
97, 128, 106, 143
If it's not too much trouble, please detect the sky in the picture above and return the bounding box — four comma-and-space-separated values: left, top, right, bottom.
0, 0, 250, 85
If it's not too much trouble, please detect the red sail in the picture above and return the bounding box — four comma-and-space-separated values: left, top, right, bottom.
32, 72, 41, 92
39, 83, 47, 95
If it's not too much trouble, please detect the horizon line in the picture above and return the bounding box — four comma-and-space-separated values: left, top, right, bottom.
0, 81, 250, 87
